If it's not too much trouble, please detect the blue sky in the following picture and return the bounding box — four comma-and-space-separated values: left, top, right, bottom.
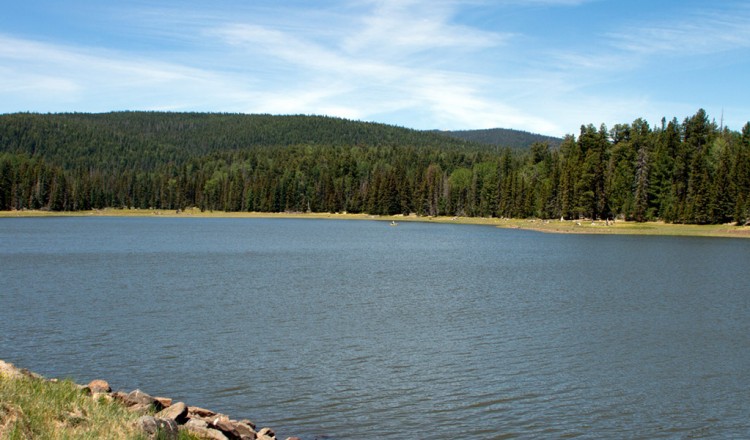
1, 0, 749, 136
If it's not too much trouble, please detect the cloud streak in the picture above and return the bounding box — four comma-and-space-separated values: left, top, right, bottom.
204, 2, 542, 130
607, 5, 750, 56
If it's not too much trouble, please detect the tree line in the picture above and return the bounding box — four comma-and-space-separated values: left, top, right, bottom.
1, 110, 749, 224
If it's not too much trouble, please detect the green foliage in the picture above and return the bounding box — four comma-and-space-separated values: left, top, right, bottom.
1, 110, 749, 224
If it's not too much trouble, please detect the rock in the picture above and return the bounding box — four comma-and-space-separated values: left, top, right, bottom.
156, 401, 188, 424
189, 405, 218, 420
182, 424, 230, 440
128, 403, 155, 414
136, 415, 179, 439
127, 389, 156, 405
154, 396, 173, 408
87, 379, 111, 393
92, 392, 114, 402
124, 389, 164, 411
184, 418, 209, 429
234, 421, 258, 439
210, 414, 231, 425
208, 416, 259, 439
210, 415, 239, 437
257, 427, 275, 439
111, 391, 129, 403
0, 360, 41, 380
238, 419, 256, 430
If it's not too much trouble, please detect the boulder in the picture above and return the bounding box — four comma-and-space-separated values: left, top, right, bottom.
154, 396, 173, 408
87, 379, 111, 393
210, 415, 239, 436
128, 403, 155, 414
206, 414, 257, 440
234, 421, 258, 439
136, 415, 179, 439
208, 416, 259, 439
92, 392, 114, 402
238, 419, 256, 430
184, 418, 209, 429
125, 389, 164, 411
127, 389, 155, 404
257, 427, 275, 440
0, 360, 41, 380
111, 391, 129, 403
156, 401, 188, 424
183, 424, 230, 440
189, 405, 218, 420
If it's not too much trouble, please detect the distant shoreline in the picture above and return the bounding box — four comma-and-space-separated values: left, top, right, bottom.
1, 208, 749, 239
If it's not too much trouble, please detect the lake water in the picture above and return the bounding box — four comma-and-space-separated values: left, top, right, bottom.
1, 217, 749, 439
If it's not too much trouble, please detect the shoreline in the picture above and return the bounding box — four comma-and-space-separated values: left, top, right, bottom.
0, 359, 293, 440
1, 208, 749, 239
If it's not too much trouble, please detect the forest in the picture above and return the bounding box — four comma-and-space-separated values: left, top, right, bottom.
1, 110, 749, 225
438, 127, 562, 149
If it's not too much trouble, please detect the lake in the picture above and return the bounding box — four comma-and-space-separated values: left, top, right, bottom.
1, 217, 749, 439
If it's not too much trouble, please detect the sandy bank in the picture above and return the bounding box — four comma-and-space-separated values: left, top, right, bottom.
1, 208, 748, 239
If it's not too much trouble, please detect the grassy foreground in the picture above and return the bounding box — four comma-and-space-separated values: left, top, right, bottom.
0, 374, 139, 439
1, 208, 749, 239
0, 364, 200, 439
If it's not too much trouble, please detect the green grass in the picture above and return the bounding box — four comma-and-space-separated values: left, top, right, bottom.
0, 374, 199, 439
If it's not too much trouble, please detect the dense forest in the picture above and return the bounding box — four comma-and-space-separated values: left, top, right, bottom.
1, 110, 749, 225
437, 128, 563, 149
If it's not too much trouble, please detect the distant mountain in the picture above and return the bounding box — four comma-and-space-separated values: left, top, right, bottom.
434, 128, 562, 149
0, 112, 487, 171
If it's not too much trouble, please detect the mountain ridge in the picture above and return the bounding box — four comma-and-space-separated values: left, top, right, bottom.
433, 128, 563, 149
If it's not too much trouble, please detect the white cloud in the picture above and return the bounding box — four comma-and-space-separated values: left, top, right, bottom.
0, 34, 253, 112
342, 0, 509, 57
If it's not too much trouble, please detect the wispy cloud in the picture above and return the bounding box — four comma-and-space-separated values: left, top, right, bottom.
342, 0, 510, 56
607, 5, 750, 56
0, 34, 258, 112
204, 1, 536, 130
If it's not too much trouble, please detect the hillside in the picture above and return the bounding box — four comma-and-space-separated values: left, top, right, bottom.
435, 128, 563, 149
0, 112, 484, 171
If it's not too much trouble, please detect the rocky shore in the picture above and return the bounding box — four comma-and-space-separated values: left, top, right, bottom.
0, 360, 298, 440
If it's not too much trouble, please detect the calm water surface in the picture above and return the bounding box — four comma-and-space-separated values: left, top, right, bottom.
1, 217, 749, 439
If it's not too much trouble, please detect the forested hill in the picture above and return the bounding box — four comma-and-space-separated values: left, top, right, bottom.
435, 128, 563, 149
1, 110, 749, 225
0, 112, 482, 171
